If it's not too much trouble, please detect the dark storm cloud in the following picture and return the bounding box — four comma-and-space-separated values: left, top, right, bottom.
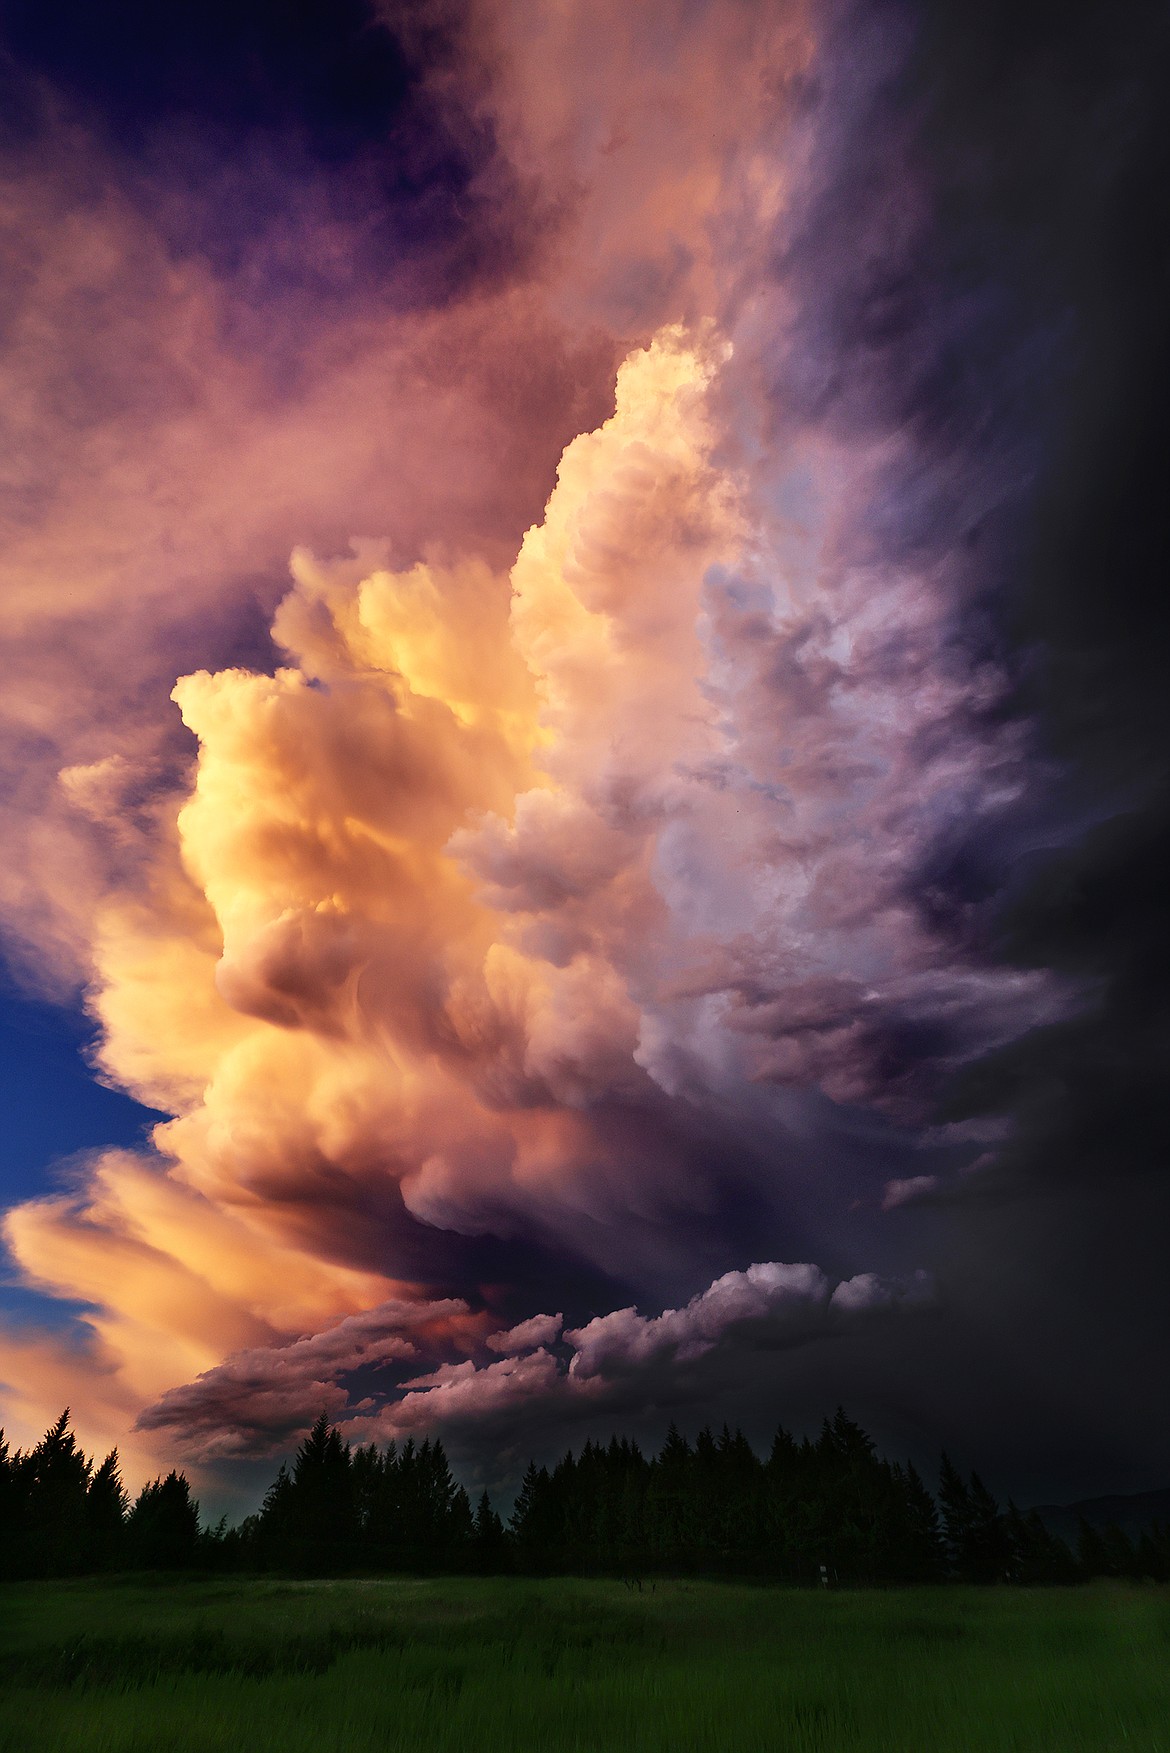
943, 0, 1170, 1227
895, 0, 1170, 1212
772, 0, 1170, 1500
763, 0, 1169, 1190
1, 0, 1165, 1508
0, 0, 527, 304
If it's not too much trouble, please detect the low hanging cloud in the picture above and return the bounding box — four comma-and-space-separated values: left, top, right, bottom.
136, 1296, 481, 1458
135, 1259, 933, 1460
563, 1261, 924, 1378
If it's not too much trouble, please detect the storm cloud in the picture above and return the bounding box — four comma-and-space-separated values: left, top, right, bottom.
0, 0, 1165, 1504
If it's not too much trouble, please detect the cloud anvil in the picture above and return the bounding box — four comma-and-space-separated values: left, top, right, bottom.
0, 0, 1165, 1506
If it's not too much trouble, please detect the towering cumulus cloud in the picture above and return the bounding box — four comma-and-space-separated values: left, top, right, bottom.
0, 0, 1093, 1484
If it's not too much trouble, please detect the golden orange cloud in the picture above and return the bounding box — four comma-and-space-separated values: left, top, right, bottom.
1, 3, 1060, 1478
1, 335, 729, 1460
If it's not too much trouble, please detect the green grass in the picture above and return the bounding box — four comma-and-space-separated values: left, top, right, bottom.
1, 1576, 1166, 1752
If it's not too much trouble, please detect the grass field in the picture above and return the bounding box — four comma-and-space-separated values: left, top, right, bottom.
1, 1575, 1166, 1752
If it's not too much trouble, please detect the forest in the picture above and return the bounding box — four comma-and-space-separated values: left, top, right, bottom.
2, 1408, 1166, 1585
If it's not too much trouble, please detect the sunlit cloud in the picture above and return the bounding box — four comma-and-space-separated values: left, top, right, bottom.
0, 0, 1073, 1476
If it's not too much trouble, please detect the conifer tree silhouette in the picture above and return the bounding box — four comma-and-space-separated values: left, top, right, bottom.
22, 1411, 93, 1577
938, 1452, 975, 1578
86, 1450, 129, 1570
128, 1471, 200, 1569
5, 1402, 1131, 1585
472, 1488, 505, 1570
282, 1411, 357, 1569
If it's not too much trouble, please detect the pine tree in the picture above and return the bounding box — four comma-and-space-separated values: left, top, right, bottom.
86, 1450, 129, 1570
510, 1460, 542, 1536
285, 1411, 357, 1568
24, 1411, 93, 1577
889, 1461, 945, 1581
0, 1428, 20, 1581
937, 1452, 974, 1579
510, 1460, 553, 1569
256, 1463, 294, 1565
647, 1424, 692, 1561
449, 1486, 474, 1549
127, 1472, 200, 1569
767, 1425, 800, 1478
1004, 1502, 1077, 1584
965, 1472, 1012, 1583
1076, 1517, 1110, 1579
472, 1490, 505, 1571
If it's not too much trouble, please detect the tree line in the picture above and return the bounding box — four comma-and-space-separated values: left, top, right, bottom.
2, 1407, 1167, 1584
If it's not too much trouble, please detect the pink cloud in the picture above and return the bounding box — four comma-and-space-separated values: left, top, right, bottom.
133, 1260, 934, 1461
376, 1349, 564, 1436
485, 1312, 563, 1355
565, 1262, 831, 1378
136, 1297, 476, 1459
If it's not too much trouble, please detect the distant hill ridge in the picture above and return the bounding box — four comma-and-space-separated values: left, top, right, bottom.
1032, 1488, 1170, 1543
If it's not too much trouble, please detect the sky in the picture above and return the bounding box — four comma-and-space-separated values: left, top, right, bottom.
0, 0, 1166, 1513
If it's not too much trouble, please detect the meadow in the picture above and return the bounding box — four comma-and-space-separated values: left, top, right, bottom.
1, 1575, 1166, 1753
